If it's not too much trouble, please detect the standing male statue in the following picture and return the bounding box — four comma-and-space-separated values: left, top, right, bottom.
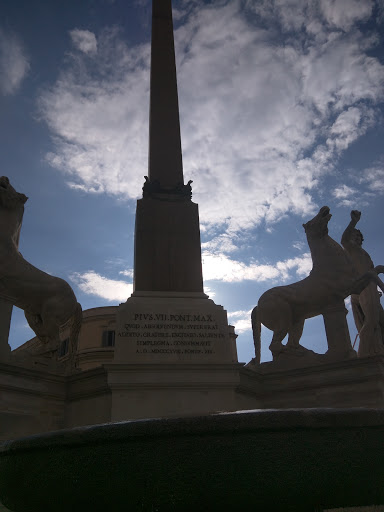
341, 210, 384, 357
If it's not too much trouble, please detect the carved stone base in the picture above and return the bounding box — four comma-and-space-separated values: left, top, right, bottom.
247, 342, 357, 371
114, 292, 238, 364
322, 302, 354, 358
267, 345, 325, 370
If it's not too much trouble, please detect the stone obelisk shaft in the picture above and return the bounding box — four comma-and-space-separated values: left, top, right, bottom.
133, 0, 204, 293
149, 0, 184, 188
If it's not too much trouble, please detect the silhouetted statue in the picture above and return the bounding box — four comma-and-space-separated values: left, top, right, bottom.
142, 176, 150, 198
143, 176, 192, 199
341, 210, 384, 356
0, 176, 82, 365
251, 206, 384, 364
184, 180, 193, 199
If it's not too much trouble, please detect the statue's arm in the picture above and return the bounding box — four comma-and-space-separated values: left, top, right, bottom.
341, 210, 361, 249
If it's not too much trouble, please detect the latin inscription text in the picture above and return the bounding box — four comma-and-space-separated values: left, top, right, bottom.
118, 312, 222, 356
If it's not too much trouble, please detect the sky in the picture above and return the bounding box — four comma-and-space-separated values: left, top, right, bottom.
1, 0, 384, 364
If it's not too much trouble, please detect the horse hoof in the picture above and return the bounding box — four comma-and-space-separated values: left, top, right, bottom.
269, 344, 283, 355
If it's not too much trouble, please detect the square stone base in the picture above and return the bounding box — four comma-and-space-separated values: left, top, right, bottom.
240, 355, 384, 408
105, 362, 244, 421
114, 292, 238, 364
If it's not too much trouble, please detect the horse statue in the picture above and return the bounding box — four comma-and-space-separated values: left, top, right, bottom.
0, 176, 82, 364
251, 206, 384, 364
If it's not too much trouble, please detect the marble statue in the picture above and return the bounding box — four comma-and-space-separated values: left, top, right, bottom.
341, 210, 384, 356
251, 206, 384, 364
0, 176, 82, 361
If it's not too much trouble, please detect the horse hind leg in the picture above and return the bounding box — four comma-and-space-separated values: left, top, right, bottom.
24, 310, 50, 343
269, 329, 288, 359
262, 297, 291, 358
286, 319, 305, 350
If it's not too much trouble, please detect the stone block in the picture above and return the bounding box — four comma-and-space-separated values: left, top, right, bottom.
115, 292, 238, 364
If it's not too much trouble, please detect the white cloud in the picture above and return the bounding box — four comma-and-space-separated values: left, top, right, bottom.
0, 27, 30, 95
332, 183, 358, 207
320, 0, 373, 31
70, 271, 133, 301
70, 251, 312, 303
119, 269, 134, 278
227, 309, 252, 333
338, 199, 355, 207
201, 234, 239, 254
292, 241, 305, 251
301, 34, 383, 117
326, 107, 375, 151
332, 184, 357, 199
204, 285, 216, 298
38, 1, 384, 236
39, 26, 150, 198
202, 251, 312, 283
246, 0, 374, 34
70, 29, 98, 55
361, 166, 384, 193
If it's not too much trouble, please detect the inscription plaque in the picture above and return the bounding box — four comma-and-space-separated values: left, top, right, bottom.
115, 296, 237, 364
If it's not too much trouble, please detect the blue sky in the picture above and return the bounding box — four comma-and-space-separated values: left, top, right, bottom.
1, 0, 384, 363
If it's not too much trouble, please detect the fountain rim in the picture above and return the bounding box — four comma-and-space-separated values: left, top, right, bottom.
2, 407, 384, 454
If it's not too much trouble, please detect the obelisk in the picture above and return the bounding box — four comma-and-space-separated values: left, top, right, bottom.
134, 0, 204, 293
114, 0, 237, 369
148, 0, 183, 188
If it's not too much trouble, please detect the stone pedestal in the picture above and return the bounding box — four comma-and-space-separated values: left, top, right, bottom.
106, 362, 242, 421
112, 292, 239, 419
322, 302, 356, 360
244, 354, 384, 408
134, 199, 204, 293
115, 292, 237, 364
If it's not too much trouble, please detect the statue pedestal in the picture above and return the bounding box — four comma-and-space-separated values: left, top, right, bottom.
322, 302, 356, 361
110, 292, 240, 420
134, 199, 204, 293
114, 292, 237, 365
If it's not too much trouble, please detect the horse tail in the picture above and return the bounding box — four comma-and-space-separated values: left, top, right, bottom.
251, 306, 261, 365
70, 302, 83, 367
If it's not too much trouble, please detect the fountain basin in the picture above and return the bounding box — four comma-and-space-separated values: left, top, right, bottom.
1, 408, 384, 511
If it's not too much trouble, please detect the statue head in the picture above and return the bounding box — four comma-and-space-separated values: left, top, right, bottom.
302, 206, 332, 239
0, 176, 28, 210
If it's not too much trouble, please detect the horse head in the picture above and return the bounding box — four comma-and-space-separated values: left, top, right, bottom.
0, 177, 28, 242
303, 206, 332, 240
0, 177, 28, 210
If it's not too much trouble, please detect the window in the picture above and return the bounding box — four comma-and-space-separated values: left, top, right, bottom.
102, 330, 115, 347
58, 338, 69, 357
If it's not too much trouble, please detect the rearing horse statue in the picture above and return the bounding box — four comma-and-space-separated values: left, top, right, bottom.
0, 176, 82, 361
251, 206, 384, 363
